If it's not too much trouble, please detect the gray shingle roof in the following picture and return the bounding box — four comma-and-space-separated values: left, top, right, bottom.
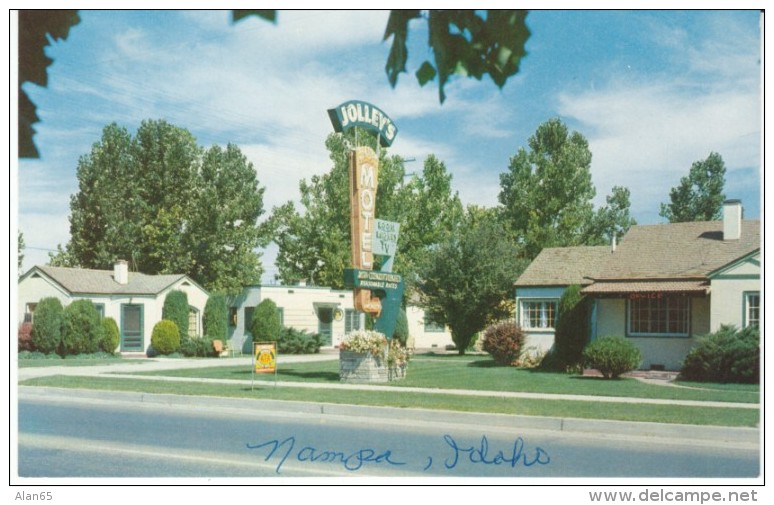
34, 265, 188, 295
515, 246, 611, 287
593, 220, 760, 281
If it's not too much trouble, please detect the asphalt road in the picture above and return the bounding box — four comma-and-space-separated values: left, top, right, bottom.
16, 389, 760, 480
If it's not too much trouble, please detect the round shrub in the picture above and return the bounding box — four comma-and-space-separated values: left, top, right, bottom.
61, 300, 102, 356
99, 317, 120, 354
680, 325, 759, 383
31, 297, 64, 355
162, 290, 189, 339
250, 298, 282, 342
203, 294, 228, 340
582, 336, 641, 379
151, 320, 181, 355
18, 322, 34, 352
483, 321, 526, 366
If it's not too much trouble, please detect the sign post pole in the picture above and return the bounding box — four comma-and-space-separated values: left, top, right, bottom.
329, 100, 403, 340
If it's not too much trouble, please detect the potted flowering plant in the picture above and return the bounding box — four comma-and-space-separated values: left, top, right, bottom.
339, 330, 388, 359
339, 330, 389, 383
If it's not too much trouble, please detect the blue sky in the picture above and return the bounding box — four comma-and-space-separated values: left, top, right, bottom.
14, 10, 763, 281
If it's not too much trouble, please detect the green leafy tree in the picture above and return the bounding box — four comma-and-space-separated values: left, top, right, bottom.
271, 130, 463, 290
31, 297, 64, 355
162, 290, 189, 339
588, 186, 637, 243
659, 152, 727, 223
61, 299, 101, 356
203, 294, 229, 340
498, 118, 633, 258
250, 298, 282, 342
20, 10, 530, 158
54, 120, 269, 292
184, 144, 270, 293
418, 209, 527, 355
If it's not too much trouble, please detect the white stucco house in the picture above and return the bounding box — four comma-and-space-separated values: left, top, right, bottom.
228, 283, 363, 353
18, 260, 209, 354
516, 200, 761, 371
406, 305, 454, 350
228, 283, 455, 353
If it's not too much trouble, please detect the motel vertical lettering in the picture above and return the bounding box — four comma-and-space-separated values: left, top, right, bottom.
350, 146, 382, 316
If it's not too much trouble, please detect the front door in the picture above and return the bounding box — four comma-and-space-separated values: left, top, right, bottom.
317, 307, 333, 346
121, 304, 144, 352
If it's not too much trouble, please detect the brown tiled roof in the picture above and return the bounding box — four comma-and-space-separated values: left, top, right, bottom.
592, 220, 760, 281
34, 265, 189, 295
515, 246, 611, 286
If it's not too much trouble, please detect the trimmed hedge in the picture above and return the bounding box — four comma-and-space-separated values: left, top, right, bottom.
31, 297, 65, 355
553, 284, 590, 369
680, 325, 760, 384
483, 321, 525, 366
582, 336, 641, 379
162, 290, 189, 339
250, 298, 282, 342
99, 317, 120, 354
151, 320, 181, 355
61, 300, 102, 356
203, 294, 228, 340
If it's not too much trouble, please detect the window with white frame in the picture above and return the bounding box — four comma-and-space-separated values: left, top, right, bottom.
344, 309, 361, 333
520, 300, 558, 330
188, 307, 198, 338
628, 295, 690, 337
745, 292, 760, 328
24, 303, 37, 323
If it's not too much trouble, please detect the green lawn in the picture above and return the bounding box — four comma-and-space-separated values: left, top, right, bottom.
18, 353, 760, 427
19, 375, 760, 427
120, 354, 759, 404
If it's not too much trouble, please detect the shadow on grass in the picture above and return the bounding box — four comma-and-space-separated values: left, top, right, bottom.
278, 369, 340, 382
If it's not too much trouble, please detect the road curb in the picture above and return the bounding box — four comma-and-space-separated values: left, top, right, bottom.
19, 386, 759, 447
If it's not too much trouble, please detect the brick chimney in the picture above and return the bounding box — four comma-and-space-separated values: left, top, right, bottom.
722, 199, 742, 241
114, 260, 129, 284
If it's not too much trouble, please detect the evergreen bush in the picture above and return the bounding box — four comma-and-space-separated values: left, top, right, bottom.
180, 335, 216, 357
482, 321, 526, 365
151, 320, 181, 355
61, 300, 102, 356
99, 317, 120, 354
552, 284, 590, 369
162, 290, 189, 339
31, 297, 64, 355
393, 308, 410, 346
250, 298, 282, 342
203, 294, 228, 340
277, 327, 323, 354
680, 325, 760, 383
582, 336, 641, 379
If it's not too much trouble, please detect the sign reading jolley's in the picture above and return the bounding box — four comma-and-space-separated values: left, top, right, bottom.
327, 100, 398, 147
